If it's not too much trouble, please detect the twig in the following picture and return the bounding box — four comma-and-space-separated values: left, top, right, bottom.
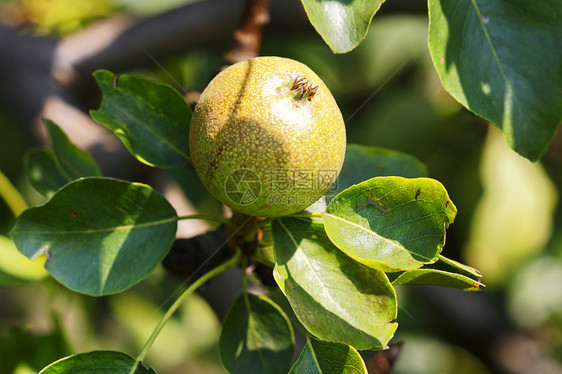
129, 250, 242, 374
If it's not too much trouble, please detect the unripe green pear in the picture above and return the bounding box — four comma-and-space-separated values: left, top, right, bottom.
190, 56, 346, 217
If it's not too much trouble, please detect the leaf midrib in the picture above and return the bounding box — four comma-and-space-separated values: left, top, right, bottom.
323, 212, 434, 263
469, 0, 527, 126
278, 220, 355, 322
244, 293, 274, 374
17, 216, 177, 236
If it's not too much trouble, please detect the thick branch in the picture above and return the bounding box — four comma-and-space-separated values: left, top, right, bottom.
224, 0, 272, 65
70, 0, 245, 77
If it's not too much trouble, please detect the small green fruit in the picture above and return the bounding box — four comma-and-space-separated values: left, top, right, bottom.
190, 56, 346, 217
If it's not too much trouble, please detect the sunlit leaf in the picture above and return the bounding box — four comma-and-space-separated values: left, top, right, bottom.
11, 177, 177, 296
436, 255, 482, 280
388, 269, 483, 291
335, 144, 427, 195
388, 254, 484, 291
300, 0, 385, 53
428, 0, 562, 161
273, 218, 397, 350
309, 145, 427, 214
324, 177, 456, 271
289, 338, 367, 374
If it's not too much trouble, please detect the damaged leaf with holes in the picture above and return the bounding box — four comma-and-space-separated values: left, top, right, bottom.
323, 177, 457, 271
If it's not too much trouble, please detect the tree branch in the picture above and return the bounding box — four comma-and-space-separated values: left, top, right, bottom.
223, 0, 272, 65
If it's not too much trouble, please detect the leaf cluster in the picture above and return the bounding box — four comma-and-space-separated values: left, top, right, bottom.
5, 0, 559, 371
9, 70, 482, 373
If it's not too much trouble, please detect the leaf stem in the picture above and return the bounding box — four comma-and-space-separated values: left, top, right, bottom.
177, 214, 230, 225
242, 217, 270, 242
0, 169, 28, 217
129, 250, 242, 374
287, 212, 323, 219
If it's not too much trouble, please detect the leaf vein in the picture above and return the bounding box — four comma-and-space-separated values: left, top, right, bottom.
104, 99, 189, 161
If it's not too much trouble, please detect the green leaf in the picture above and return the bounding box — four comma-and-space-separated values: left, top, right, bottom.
335, 144, 427, 195
300, 0, 385, 53
11, 177, 177, 296
388, 268, 483, 291
273, 218, 397, 350
24, 149, 70, 198
219, 292, 294, 374
90, 70, 191, 168
385, 254, 485, 291
289, 338, 367, 374
309, 145, 427, 214
436, 254, 482, 280
323, 177, 456, 271
219, 293, 294, 374
44, 119, 102, 179
428, 0, 562, 161
39, 350, 156, 373
0, 235, 47, 285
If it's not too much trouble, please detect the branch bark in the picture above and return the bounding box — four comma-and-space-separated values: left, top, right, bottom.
223, 0, 272, 65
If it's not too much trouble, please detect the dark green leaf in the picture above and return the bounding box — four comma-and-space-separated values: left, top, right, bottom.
334, 144, 427, 195
44, 119, 102, 179
24, 149, 69, 198
39, 350, 156, 373
11, 177, 177, 296
219, 293, 294, 374
273, 218, 397, 350
289, 338, 367, 374
90, 70, 191, 167
428, 0, 562, 161
300, 0, 385, 53
323, 177, 456, 271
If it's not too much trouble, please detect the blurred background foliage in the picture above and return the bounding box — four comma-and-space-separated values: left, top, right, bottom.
0, 0, 561, 373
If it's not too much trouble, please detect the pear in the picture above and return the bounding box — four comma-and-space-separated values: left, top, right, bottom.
190, 56, 346, 217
